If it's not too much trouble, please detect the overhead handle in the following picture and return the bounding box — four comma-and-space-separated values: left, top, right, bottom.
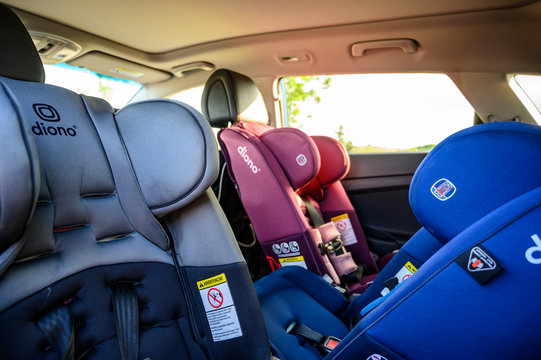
351, 39, 418, 57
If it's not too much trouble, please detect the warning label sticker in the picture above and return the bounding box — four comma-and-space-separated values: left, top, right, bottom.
395, 261, 417, 283
331, 213, 358, 245
381, 261, 418, 296
197, 273, 242, 342
278, 255, 307, 269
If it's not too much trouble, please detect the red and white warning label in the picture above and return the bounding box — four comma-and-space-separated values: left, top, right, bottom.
197, 273, 242, 342
331, 213, 358, 245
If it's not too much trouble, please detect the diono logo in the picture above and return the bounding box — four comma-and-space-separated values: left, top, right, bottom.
430, 178, 456, 201
237, 146, 261, 174
296, 154, 307, 166
31, 103, 77, 137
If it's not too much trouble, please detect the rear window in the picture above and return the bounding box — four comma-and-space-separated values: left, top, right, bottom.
44, 63, 142, 109
280, 74, 474, 153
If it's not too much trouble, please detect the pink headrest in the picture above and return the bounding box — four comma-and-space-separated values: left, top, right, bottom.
260, 128, 321, 189
311, 136, 350, 187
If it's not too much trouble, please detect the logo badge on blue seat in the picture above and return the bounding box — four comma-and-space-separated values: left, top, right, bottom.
367, 355, 388, 360
430, 178, 456, 201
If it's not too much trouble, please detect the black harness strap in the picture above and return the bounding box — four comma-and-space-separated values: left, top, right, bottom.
111, 282, 139, 360
286, 322, 341, 354
37, 305, 75, 360
302, 197, 325, 227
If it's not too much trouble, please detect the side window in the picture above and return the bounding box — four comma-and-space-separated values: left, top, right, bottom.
280, 74, 474, 153
509, 75, 541, 123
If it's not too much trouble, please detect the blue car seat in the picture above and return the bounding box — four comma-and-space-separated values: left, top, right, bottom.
255, 121, 541, 359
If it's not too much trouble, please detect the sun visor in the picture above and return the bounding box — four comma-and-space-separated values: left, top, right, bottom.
410, 121, 541, 243
69, 51, 170, 84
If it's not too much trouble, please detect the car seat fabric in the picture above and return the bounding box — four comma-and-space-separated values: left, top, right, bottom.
0, 5, 269, 359
255, 266, 350, 359
299, 135, 379, 274
0, 81, 40, 275
202, 68, 390, 292
331, 185, 541, 360
256, 121, 541, 359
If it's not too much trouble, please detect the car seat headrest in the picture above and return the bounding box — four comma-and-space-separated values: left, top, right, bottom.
201, 68, 268, 128
260, 128, 321, 189
312, 136, 351, 187
299, 136, 350, 200
116, 100, 219, 218
0, 4, 44, 83
410, 121, 541, 243
0, 83, 40, 261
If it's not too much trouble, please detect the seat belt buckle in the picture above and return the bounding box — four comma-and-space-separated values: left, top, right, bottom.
320, 336, 341, 353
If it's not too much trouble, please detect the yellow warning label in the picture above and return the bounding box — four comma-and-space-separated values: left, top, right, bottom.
279, 256, 305, 263
197, 273, 227, 290
331, 213, 349, 222
405, 261, 418, 273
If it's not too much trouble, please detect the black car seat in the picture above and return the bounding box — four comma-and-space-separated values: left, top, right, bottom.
0, 4, 269, 359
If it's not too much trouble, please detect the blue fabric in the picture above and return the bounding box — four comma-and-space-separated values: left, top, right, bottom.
410, 122, 541, 243
255, 267, 349, 359
343, 228, 440, 318
333, 186, 541, 359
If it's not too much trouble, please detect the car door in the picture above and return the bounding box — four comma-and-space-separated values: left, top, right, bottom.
343, 153, 426, 256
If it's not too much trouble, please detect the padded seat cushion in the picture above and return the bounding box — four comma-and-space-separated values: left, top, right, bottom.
410, 122, 541, 242
255, 266, 349, 358
260, 128, 321, 189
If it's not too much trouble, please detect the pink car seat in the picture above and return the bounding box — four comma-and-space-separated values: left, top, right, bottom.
202, 69, 393, 292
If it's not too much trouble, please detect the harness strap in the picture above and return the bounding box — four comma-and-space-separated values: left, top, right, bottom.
37, 305, 75, 360
111, 282, 139, 360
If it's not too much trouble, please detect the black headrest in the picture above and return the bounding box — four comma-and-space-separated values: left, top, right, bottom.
0, 4, 44, 83
201, 69, 268, 128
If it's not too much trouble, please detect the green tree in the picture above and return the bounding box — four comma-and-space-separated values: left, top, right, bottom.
336, 125, 353, 152
284, 76, 331, 126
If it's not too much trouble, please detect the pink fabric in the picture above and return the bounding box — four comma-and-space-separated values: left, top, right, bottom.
237, 121, 272, 136
348, 273, 379, 294
318, 182, 379, 273
260, 128, 321, 189
318, 222, 340, 242
310, 228, 340, 283
219, 127, 311, 242
311, 136, 350, 187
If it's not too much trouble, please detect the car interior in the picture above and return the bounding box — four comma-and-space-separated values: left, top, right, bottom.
1, 1, 541, 359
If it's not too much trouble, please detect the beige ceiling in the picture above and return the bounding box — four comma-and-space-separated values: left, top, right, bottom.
3, 0, 537, 53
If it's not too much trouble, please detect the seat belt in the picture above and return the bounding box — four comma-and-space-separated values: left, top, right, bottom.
111, 283, 139, 360
37, 305, 75, 360
286, 322, 341, 354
